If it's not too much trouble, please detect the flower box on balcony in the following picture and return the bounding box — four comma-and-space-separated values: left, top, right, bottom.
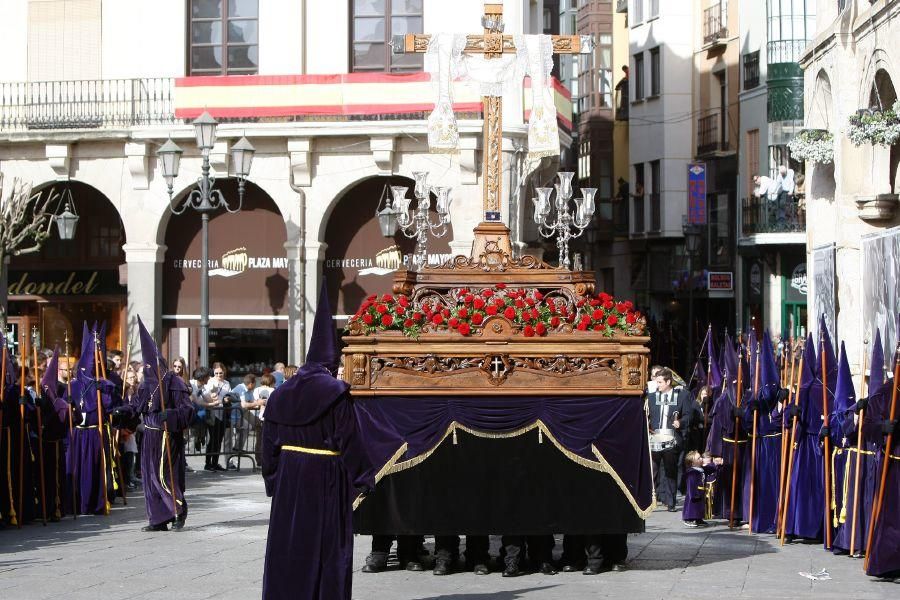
846, 101, 900, 146
787, 128, 834, 164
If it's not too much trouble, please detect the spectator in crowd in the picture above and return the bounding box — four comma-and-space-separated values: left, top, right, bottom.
203, 363, 230, 471
228, 373, 257, 470
189, 367, 211, 455
120, 362, 141, 491
244, 373, 273, 466
172, 357, 189, 385
272, 362, 286, 388
254, 373, 274, 422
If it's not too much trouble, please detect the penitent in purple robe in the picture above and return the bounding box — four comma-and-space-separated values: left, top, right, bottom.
682, 466, 706, 521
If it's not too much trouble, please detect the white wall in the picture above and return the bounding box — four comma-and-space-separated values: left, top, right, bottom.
101, 0, 185, 78
0, 0, 29, 81
259, 0, 304, 75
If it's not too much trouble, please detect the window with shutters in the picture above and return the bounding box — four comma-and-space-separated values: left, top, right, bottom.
747, 129, 759, 194
351, 0, 424, 72
189, 0, 259, 75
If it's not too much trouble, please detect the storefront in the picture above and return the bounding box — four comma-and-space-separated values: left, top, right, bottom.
7, 181, 126, 359
323, 176, 453, 320
782, 255, 807, 339
162, 180, 288, 375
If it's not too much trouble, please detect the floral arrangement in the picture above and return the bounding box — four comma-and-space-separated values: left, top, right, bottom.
846, 101, 900, 147
348, 284, 646, 338
787, 129, 834, 164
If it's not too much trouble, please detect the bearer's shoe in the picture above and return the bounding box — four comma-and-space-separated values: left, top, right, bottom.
608, 563, 627, 572
404, 560, 425, 572
361, 554, 386, 573
141, 523, 168, 532
683, 520, 698, 528
433, 559, 453, 576
561, 561, 584, 572
502, 564, 524, 577
472, 563, 490, 575
582, 565, 601, 576
538, 562, 558, 575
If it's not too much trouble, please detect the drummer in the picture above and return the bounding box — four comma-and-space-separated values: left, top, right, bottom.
647, 368, 694, 511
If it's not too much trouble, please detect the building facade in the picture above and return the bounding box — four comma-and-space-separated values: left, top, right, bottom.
0, 0, 565, 371
800, 0, 900, 375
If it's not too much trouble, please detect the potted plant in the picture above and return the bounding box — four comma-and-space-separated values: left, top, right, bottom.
846, 101, 900, 146
787, 128, 834, 164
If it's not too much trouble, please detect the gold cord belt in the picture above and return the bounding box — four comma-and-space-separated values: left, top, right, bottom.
282, 445, 340, 456
723, 437, 748, 444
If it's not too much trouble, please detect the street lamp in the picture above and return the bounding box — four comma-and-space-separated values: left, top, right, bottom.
159, 111, 255, 367
682, 217, 703, 374
54, 185, 80, 241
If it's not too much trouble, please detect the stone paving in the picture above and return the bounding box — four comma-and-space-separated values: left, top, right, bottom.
1, 459, 898, 599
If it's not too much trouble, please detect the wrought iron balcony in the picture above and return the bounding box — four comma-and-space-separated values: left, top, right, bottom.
0, 78, 174, 131
697, 113, 728, 156
741, 196, 806, 237
703, 3, 728, 46
767, 40, 807, 65
743, 51, 760, 90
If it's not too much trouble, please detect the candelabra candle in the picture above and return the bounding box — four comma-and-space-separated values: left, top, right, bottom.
532, 171, 596, 269
390, 172, 452, 271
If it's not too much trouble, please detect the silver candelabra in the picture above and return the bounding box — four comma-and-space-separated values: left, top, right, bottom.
390, 171, 452, 271
532, 171, 596, 270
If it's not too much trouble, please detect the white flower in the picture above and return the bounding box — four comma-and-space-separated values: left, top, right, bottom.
788, 129, 834, 164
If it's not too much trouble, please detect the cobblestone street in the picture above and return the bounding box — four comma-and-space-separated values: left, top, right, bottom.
1, 461, 898, 600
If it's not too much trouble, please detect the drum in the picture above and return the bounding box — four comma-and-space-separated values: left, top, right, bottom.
649, 429, 676, 452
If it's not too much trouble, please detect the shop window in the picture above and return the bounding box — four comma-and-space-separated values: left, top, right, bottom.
189, 0, 259, 75
351, 0, 423, 72
89, 222, 123, 259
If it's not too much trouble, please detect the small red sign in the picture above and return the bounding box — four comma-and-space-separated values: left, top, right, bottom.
707, 271, 733, 291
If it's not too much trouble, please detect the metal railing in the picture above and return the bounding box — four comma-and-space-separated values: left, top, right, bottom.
743, 51, 760, 90
182, 405, 263, 471
0, 78, 174, 131
741, 195, 806, 236
632, 195, 645, 234
697, 113, 724, 155
703, 3, 727, 45
767, 39, 807, 64
649, 192, 661, 232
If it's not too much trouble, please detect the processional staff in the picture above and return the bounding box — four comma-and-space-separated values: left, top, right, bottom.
92, 332, 110, 515
775, 339, 799, 538
17, 331, 26, 528
729, 338, 744, 529
821, 328, 833, 550
63, 330, 76, 520
154, 357, 180, 521
779, 344, 806, 545
848, 338, 868, 557
0, 336, 14, 526
748, 340, 762, 534
32, 327, 47, 525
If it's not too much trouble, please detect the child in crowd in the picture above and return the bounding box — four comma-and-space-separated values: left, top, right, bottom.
682, 450, 710, 527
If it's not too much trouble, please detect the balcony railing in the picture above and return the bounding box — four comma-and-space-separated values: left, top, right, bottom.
703, 3, 728, 46
743, 51, 760, 90
767, 40, 807, 64
649, 192, 661, 232
0, 78, 174, 131
741, 196, 806, 236
697, 113, 726, 155
632, 195, 645, 234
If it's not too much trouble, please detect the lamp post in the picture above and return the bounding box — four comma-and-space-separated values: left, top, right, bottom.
683, 217, 703, 374
531, 171, 597, 269
158, 111, 255, 367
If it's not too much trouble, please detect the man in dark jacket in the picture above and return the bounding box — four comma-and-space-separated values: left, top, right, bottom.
647, 367, 693, 511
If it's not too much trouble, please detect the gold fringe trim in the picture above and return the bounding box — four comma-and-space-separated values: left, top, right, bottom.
353, 442, 408, 511
351, 420, 654, 518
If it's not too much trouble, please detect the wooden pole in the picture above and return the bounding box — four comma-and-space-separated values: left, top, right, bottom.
849, 339, 869, 557
0, 341, 14, 526
864, 343, 900, 571
63, 331, 76, 520
92, 333, 110, 515
729, 338, 745, 528
155, 358, 180, 522
32, 333, 47, 525
776, 341, 798, 537
17, 331, 26, 528
95, 341, 126, 506
748, 340, 762, 534
780, 347, 805, 545
821, 330, 833, 550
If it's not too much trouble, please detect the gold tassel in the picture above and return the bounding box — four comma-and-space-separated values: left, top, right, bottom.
538, 427, 543, 444
452, 427, 457, 445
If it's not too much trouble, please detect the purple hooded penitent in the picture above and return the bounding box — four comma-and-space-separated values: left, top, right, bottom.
261, 281, 374, 600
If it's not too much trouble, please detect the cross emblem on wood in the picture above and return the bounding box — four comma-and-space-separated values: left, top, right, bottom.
393, 3, 592, 259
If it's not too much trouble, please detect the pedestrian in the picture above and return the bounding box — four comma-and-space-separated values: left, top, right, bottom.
113, 317, 195, 532
272, 362, 286, 388
228, 373, 257, 470
261, 283, 374, 600
203, 363, 230, 471
648, 368, 693, 511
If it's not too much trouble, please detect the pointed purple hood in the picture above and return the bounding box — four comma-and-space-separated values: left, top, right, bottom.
305, 280, 340, 373
707, 332, 722, 392
41, 347, 60, 402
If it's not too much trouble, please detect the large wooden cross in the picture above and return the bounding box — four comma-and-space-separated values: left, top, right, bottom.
394, 2, 592, 260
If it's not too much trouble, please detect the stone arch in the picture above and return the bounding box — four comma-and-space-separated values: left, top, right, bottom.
859, 57, 899, 195
807, 69, 836, 202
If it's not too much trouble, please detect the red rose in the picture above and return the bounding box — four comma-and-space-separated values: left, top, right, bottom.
515, 298, 525, 309
413, 311, 424, 322
496, 282, 506, 289
625, 300, 634, 310
593, 324, 604, 332
603, 300, 614, 311
592, 309, 603, 321
607, 315, 618, 326
403, 319, 414, 328
486, 305, 498, 316
525, 297, 536, 307
367, 294, 377, 302
590, 298, 601, 307
599, 292, 611, 303
449, 317, 459, 328
523, 325, 535, 337
580, 315, 591, 325
616, 302, 627, 313
442, 308, 451, 318
471, 313, 484, 325
550, 316, 560, 328
473, 297, 485, 310
381, 314, 393, 327
376, 304, 388, 314
398, 295, 409, 307
576, 322, 588, 331
459, 288, 469, 295
382, 293, 394, 303
576, 299, 586, 308
626, 312, 637, 324
363, 313, 374, 325
534, 291, 544, 301
457, 307, 468, 319
432, 314, 444, 325
535, 323, 547, 336
504, 307, 517, 320
559, 304, 568, 315
458, 323, 471, 336
482, 289, 494, 298
494, 298, 505, 308
394, 305, 405, 316
464, 294, 474, 305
